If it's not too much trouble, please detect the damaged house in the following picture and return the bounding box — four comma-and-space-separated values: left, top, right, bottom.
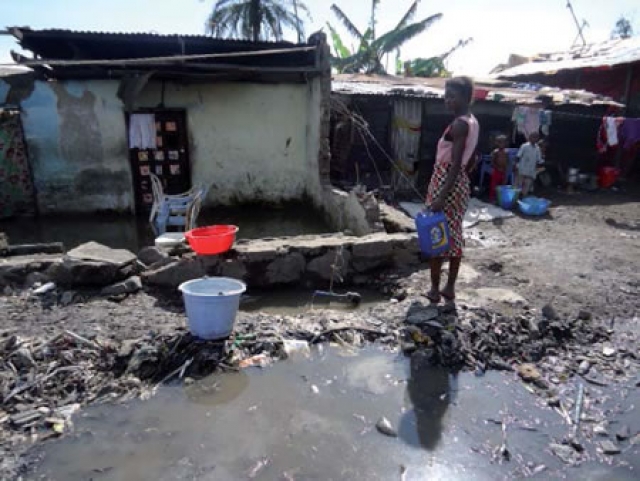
330, 74, 628, 194
0, 28, 333, 217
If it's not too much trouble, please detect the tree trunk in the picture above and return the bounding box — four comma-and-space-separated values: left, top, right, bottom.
250, 0, 261, 42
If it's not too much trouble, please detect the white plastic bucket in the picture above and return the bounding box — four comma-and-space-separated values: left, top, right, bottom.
155, 233, 185, 249
178, 277, 247, 340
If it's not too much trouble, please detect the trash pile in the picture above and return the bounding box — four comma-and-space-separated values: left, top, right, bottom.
402, 301, 617, 376
0, 317, 395, 444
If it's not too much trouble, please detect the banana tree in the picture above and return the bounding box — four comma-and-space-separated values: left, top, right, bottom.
402, 37, 474, 77
328, 1, 442, 74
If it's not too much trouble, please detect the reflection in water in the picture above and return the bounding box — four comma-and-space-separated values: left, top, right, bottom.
0, 203, 333, 252
399, 356, 456, 451
184, 371, 249, 406
240, 288, 387, 315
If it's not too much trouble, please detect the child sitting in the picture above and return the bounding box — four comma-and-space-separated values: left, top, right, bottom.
490, 135, 509, 202
516, 132, 543, 196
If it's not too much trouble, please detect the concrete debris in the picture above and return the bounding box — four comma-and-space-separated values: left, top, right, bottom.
615, 425, 631, 441
549, 443, 580, 465
578, 361, 591, 376
593, 424, 609, 437
101, 276, 143, 297
599, 440, 621, 455
67, 242, 136, 267
137, 246, 168, 267
375, 417, 398, 437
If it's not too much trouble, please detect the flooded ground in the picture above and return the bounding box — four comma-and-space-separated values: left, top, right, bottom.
240, 287, 388, 315
0, 203, 333, 252
30, 348, 638, 481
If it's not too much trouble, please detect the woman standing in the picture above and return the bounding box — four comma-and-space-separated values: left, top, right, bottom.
425, 77, 479, 307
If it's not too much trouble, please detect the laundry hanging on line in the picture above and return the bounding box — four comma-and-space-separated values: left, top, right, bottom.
597, 117, 640, 153
128, 113, 157, 150
512, 106, 552, 138
620, 118, 640, 150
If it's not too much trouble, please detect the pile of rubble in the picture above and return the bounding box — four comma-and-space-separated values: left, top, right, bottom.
402, 301, 634, 383
0, 312, 395, 446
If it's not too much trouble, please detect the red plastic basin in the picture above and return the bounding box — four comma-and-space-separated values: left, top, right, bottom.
598, 167, 620, 189
186, 225, 238, 255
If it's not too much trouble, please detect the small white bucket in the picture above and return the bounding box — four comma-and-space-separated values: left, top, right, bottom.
178, 277, 247, 340
155, 233, 185, 249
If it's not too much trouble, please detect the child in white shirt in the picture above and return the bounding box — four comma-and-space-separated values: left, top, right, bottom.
516, 133, 543, 196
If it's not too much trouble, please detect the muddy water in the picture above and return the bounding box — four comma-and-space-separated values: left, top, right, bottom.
30, 349, 638, 481
0, 203, 333, 252
240, 288, 388, 315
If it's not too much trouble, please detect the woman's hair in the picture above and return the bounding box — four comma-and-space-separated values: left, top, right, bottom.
446, 76, 474, 104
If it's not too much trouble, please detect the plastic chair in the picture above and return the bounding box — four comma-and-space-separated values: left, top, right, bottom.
149, 174, 209, 235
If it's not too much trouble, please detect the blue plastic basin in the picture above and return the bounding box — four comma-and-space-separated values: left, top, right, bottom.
497, 185, 521, 209
518, 197, 550, 216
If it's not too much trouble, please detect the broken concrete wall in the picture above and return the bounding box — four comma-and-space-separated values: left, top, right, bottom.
17, 80, 132, 214
9, 75, 327, 214
143, 232, 421, 289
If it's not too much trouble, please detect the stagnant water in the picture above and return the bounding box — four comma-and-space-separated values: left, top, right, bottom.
0, 203, 333, 252
240, 287, 387, 315
30, 348, 638, 481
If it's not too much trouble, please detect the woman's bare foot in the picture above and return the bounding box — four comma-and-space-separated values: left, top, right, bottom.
426, 289, 441, 304
440, 287, 455, 301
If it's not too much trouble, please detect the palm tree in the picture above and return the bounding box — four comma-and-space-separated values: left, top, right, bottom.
328, 0, 442, 74
207, 0, 310, 42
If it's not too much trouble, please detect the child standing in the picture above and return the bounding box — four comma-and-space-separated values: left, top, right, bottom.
516, 132, 542, 196
490, 135, 509, 202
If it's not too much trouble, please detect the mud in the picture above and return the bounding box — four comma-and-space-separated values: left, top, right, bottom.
1, 190, 639, 479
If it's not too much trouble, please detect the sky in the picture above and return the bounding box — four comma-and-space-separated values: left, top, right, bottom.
0, 0, 638, 76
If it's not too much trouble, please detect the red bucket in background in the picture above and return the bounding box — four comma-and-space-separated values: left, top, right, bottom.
186, 225, 238, 255
597, 167, 620, 189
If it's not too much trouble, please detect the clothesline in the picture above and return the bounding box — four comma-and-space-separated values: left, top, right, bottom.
550, 110, 639, 122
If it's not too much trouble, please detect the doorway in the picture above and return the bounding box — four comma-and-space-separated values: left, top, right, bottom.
127, 109, 191, 214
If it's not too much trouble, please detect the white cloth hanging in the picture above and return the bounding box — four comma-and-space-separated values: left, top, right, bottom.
129, 113, 157, 150
605, 117, 619, 147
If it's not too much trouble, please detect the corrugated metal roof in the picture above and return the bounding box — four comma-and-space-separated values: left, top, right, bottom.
7, 27, 317, 77
332, 74, 623, 107
10, 28, 300, 47
497, 36, 640, 78
333, 74, 443, 98
0, 66, 32, 78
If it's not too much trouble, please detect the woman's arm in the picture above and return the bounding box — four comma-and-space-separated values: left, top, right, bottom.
430, 119, 469, 211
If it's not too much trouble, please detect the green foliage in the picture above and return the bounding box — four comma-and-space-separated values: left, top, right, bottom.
328, 1, 442, 74
207, 0, 310, 42
402, 37, 473, 78
611, 16, 634, 39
